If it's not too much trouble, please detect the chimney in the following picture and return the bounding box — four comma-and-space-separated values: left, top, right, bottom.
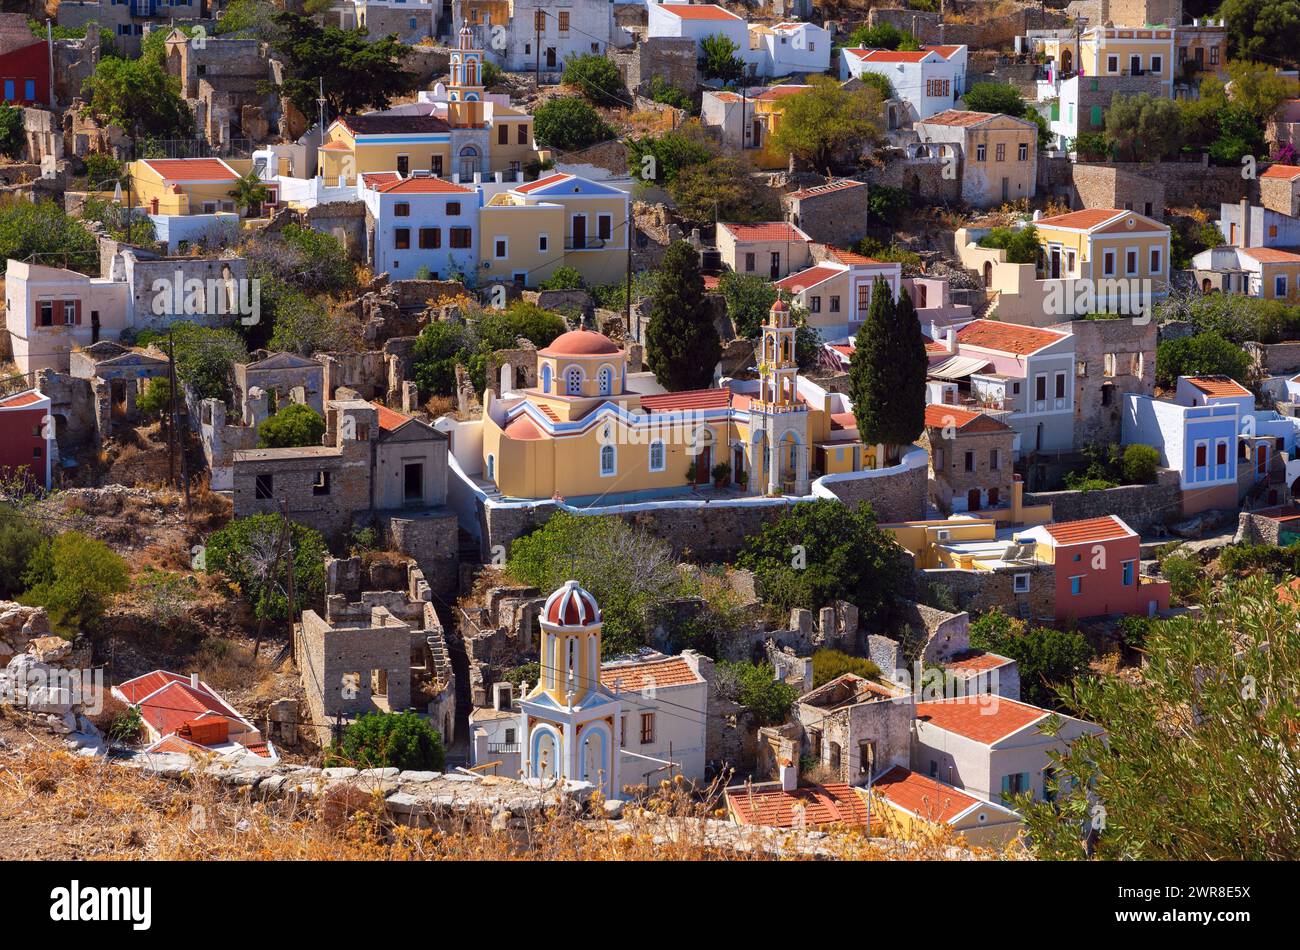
1239, 198, 1250, 249
779, 761, 798, 792
190, 672, 200, 690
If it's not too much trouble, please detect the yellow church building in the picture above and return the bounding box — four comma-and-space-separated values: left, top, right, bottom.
481, 301, 871, 502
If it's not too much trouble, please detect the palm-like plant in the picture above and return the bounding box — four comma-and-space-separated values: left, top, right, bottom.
228, 170, 271, 217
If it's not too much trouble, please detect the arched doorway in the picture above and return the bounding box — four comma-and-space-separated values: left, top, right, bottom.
968, 487, 981, 511
1061, 48, 1073, 75
983, 261, 993, 287
458, 145, 480, 179
1201, 277, 1213, 293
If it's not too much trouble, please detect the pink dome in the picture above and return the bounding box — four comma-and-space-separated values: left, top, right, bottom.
543, 580, 601, 627
539, 329, 621, 358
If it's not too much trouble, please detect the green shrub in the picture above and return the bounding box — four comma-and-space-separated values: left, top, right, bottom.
561, 53, 625, 107
20, 531, 130, 634
532, 97, 614, 151
715, 660, 798, 725
812, 649, 883, 688
538, 265, 585, 290
969, 615, 1093, 708
257, 402, 327, 448
977, 225, 1040, 264
1121, 443, 1161, 484
1160, 554, 1202, 604
1155, 331, 1252, 389
204, 514, 326, 621
327, 711, 445, 771
0, 504, 45, 600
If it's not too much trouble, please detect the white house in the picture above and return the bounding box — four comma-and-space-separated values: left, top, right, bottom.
4, 261, 130, 374
360, 174, 481, 281
649, 3, 748, 54
912, 695, 1103, 808
839, 44, 967, 122
602, 650, 710, 788
460, 0, 618, 74
749, 21, 831, 77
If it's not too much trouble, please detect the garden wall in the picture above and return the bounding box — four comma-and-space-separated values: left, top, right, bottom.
1024, 468, 1182, 534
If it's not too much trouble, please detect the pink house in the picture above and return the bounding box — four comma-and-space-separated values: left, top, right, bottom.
1017, 515, 1170, 621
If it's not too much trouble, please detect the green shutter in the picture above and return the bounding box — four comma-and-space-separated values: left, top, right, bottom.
1090, 105, 1103, 127
1050, 101, 1060, 121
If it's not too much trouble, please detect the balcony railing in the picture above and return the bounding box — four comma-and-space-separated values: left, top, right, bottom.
487, 742, 520, 754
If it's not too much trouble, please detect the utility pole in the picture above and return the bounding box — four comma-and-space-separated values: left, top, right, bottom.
45, 20, 54, 109
284, 498, 297, 655
166, 328, 177, 487
251, 505, 290, 657
625, 211, 633, 341
534, 13, 541, 90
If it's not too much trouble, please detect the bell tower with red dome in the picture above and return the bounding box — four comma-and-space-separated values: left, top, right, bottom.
518, 580, 621, 797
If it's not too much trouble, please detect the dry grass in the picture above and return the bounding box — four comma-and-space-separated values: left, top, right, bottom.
0, 743, 1018, 861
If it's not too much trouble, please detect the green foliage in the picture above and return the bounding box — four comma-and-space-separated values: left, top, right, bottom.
257, 402, 326, 448
668, 155, 777, 227
1070, 130, 1110, 161
0, 504, 44, 600
155, 323, 249, 403
865, 184, 910, 226
853, 236, 922, 267
135, 377, 172, 422
1104, 92, 1183, 162
719, 271, 778, 338
645, 241, 721, 391
228, 170, 272, 215
849, 279, 927, 449
1156, 289, 1300, 345
482, 59, 503, 89
1121, 443, 1161, 484
811, 649, 883, 688
1020, 580, 1300, 859
1158, 553, 1202, 605
204, 514, 326, 622
271, 12, 419, 117
737, 499, 909, 615
1221, 0, 1300, 66
0, 102, 22, 159
0, 198, 99, 274
1180, 64, 1297, 164
507, 512, 690, 657
412, 320, 470, 397
107, 705, 144, 744
538, 265, 585, 291
977, 224, 1040, 264
328, 711, 446, 771
562, 53, 625, 107
715, 661, 799, 725
249, 223, 357, 297
854, 71, 896, 100
20, 531, 130, 634
81, 54, 193, 139
532, 97, 614, 151
626, 122, 718, 185
772, 76, 883, 170
83, 152, 124, 185
1154, 331, 1252, 388
262, 279, 346, 356
215, 0, 280, 37
647, 76, 694, 112
969, 609, 1093, 709
848, 22, 917, 51
699, 33, 745, 84
502, 661, 541, 692
962, 81, 1028, 117
1216, 541, 1300, 578
132, 569, 197, 624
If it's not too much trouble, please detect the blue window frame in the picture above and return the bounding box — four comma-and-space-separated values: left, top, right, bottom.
1070, 576, 1082, 596
1122, 561, 1135, 586
2, 80, 12, 101
24, 79, 34, 101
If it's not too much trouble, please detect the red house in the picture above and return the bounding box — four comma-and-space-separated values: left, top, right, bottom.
1017, 515, 1170, 621
0, 17, 49, 107
0, 388, 53, 489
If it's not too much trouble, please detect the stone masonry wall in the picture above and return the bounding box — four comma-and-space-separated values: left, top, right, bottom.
1024, 468, 1182, 534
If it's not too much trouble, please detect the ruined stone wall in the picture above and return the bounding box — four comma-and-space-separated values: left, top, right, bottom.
610, 37, 697, 96
1024, 468, 1182, 534
1062, 317, 1156, 448
1246, 340, 1300, 377
1066, 164, 1168, 221
922, 565, 1057, 620
378, 510, 460, 600
867, 7, 1068, 49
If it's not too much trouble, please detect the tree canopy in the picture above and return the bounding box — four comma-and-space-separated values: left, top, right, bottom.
0, 198, 99, 274
849, 279, 927, 452
736, 499, 910, 615
532, 97, 614, 151
561, 53, 626, 107
205, 514, 326, 622
1154, 330, 1253, 388
644, 241, 721, 391
969, 609, 1094, 709
962, 81, 1027, 117
699, 33, 745, 84
270, 12, 419, 117
773, 76, 883, 170
1105, 92, 1183, 162
668, 155, 777, 227
257, 403, 327, 448
80, 54, 193, 140
328, 711, 446, 771
20, 531, 130, 634
1221, 0, 1300, 66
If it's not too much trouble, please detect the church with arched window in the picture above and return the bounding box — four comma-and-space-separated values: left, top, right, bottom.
478, 302, 869, 502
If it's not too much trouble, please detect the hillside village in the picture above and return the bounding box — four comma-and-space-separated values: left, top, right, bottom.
0, 0, 1297, 868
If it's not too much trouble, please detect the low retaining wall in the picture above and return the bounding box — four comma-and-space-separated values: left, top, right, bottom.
1024, 469, 1182, 534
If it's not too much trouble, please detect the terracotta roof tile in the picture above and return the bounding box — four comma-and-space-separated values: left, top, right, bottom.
785, 179, 865, 201
1043, 515, 1133, 545
775, 265, 842, 291
1184, 375, 1251, 397
923, 403, 1012, 432
600, 656, 702, 692
377, 176, 474, 194
1261, 164, 1300, 181
1241, 247, 1300, 264
1034, 208, 1124, 231
640, 388, 732, 412
658, 3, 743, 20
720, 221, 809, 243
0, 390, 44, 408
727, 782, 871, 828
872, 765, 984, 824
370, 400, 412, 432
955, 319, 1067, 356
847, 48, 934, 63
915, 696, 1050, 745
922, 44, 965, 60
142, 158, 238, 182
941, 650, 1014, 675
515, 173, 571, 194
919, 109, 997, 127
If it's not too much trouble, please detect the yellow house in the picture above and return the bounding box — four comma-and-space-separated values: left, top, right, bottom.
319, 114, 454, 187
481, 173, 629, 287
914, 110, 1038, 208
128, 157, 255, 216
869, 765, 1023, 848
481, 302, 866, 500
1043, 26, 1174, 94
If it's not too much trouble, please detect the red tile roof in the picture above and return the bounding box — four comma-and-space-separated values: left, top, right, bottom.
955, 319, 1066, 355
785, 179, 865, 201
720, 221, 809, 243
775, 265, 842, 291
132, 682, 243, 739
1043, 515, 1133, 545
116, 670, 188, 705
922, 44, 965, 60
657, 3, 743, 20
919, 109, 997, 127
1241, 247, 1300, 264
728, 782, 871, 828
370, 400, 412, 432
503, 414, 545, 440
915, 696, 1050, 745
923, 403, 1011, 433
828, 247, 885, 265
847, 48, 934, 63
640, 388, 733, 412
0, 389, 44, 408
377, 176, 474, 194
942, 650, 1014, 674
515, 173, 571, 194
751, 85, 808, 102
871, 765, 985, 824
601, 656, 703, 692
142, 158, 238, 182
361, 172, 400, 188
1183, 375, 1251, 397
1261, 164, 1300, 181
1034, 208, 1124, 230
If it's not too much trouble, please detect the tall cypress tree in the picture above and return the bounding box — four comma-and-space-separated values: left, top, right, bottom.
645, 241, 722, 391
849, 278, 928, 459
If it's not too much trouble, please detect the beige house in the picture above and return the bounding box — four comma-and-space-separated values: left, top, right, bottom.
717, 221, 812, 280
4, 261, 129, 373
914, 111, 1038, 208
775, 248, 901, 339
128, 157, 252, 216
